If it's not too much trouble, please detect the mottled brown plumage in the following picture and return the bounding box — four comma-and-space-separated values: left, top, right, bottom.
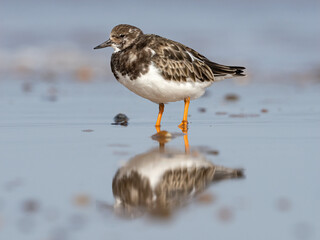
95, 24, 245, 82
112, 148, 244, 216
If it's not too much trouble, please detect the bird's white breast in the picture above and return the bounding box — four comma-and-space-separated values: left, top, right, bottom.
116, 63, 213, 104
117, 148, 213, 189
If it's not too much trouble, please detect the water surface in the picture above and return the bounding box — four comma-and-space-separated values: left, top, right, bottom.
1, 79, 319, 240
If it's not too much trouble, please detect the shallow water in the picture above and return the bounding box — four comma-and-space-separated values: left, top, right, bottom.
0, 79, 319, 240
1, 0, 320, 239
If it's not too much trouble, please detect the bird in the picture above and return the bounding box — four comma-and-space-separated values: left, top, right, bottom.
94, 24, 246, 131
112, 147, 244, 217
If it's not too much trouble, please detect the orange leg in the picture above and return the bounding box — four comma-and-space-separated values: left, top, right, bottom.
178, 97, 190, 132
183, 132, 190, 154
155, 103, 164, 132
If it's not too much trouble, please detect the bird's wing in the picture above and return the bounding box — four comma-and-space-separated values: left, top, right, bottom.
149, 35, 214, 82
149, 35, 245, 82
186, 47, 246, 79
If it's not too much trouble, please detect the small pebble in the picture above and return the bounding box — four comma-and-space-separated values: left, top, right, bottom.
22, 199, 40, 213
112, 113, 129, 126
73, 194, 91, 207
229, 113, 260, 118
198, 107, 206, 113
22, 82, 32, 93
217, 207, 234, 222
197, 193, 216, 204
275, 197, 291, 212
224, 93, 239, 102
82, 129, 94, 132
261, 108, 268, 113
207, 150, 219, 156
74, 66, 93, 82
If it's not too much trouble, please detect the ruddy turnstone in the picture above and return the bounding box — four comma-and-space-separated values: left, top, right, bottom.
94, 24, 246, 130
112, 147, 243, 216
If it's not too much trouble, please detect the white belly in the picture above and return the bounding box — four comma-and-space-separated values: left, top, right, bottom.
116, 63, 213, 104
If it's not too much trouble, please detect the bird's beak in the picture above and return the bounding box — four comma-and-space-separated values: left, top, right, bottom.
94, 39, 112, 49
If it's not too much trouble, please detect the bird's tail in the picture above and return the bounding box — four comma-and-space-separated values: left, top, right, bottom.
212, 166, 245, 181
205, 61, 246, 81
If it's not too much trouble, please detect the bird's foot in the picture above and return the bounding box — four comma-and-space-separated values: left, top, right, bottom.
178, 121, 188, 133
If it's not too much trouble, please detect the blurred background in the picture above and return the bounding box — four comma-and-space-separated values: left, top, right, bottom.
1, 0, 320, 83
1, 1, 320, 240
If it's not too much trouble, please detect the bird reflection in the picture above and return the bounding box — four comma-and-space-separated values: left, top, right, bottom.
111, 127, 244, 218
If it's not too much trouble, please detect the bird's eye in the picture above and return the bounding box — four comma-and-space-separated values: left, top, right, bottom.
119, 34, 125, 38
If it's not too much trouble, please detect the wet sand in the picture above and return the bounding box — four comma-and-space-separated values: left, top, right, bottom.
0, 79, 319, 240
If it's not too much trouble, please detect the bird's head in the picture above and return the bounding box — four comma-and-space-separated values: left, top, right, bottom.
94, 24, 143, 52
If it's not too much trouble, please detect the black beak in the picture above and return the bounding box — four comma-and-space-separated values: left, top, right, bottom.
94, 39, 112, 49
